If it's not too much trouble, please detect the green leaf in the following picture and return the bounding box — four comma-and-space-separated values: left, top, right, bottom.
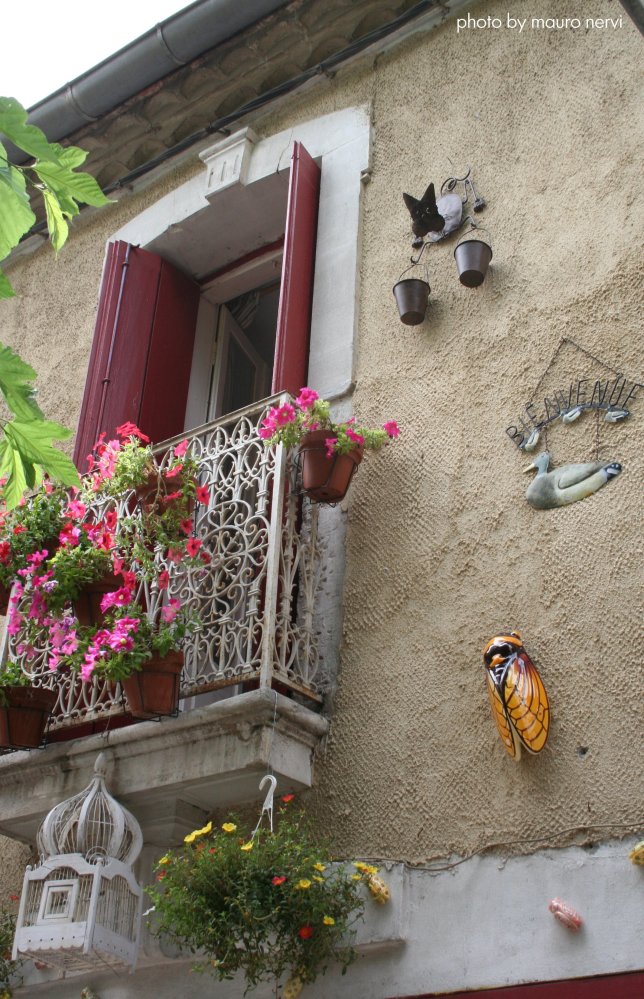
42, 188, 69, 253
0, 97, 62, 165
4, 419, 79, 488
0, 342, 43, 419
0, 269, 15, 300
0, 436, 28, 509
34, 144, 112, 211
0, 157, 35, 260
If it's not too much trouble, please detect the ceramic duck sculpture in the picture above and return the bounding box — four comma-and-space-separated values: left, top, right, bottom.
524, 452, 622, 509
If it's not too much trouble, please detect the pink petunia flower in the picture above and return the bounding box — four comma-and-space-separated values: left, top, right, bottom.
166, 463, 183, 479
59, 522, 81, 547
66, 499, 86, 520
161, 598, 181, 624
324, 438, 336, 459
295, 387, 319, 410
274, 403, 296, 426
173, 439, 189, 458
100, 586, 134, 614
180, 518, 194, 536
346, 428, 365, 445
158, 570, 170, 591
383, 420, 400, 439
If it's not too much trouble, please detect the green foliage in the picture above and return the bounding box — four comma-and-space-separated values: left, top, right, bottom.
147, 805, 365, 994
0, 341, 80, 508
0, 659, 32, 695
0, 903, 21, 996
46, 543, 113, 609
0, 481, 68, 588
0, 97, 111, 299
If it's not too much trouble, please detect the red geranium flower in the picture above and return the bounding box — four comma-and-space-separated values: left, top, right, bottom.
298, 925, 313, 940
281, 793, 295, 803
116, 421, 150, 442
196, 484, 210, 505
186, 537, 202, 557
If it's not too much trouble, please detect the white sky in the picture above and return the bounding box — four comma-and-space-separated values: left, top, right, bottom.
1, 0, 194, 109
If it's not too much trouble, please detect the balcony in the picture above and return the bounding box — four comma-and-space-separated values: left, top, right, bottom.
0, 397, 331, 844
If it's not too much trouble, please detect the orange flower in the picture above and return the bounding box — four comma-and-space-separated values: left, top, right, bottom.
281, 793, 295, 803
272, 876, 287, 886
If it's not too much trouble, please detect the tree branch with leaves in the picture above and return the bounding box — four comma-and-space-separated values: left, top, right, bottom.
0, 97, 112, 505
0, 96, 111, 299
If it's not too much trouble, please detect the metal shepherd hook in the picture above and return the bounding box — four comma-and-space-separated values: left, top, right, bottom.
252, 774, 277, 839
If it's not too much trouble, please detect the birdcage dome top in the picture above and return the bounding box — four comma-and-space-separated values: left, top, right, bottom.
37, 754, 142, 866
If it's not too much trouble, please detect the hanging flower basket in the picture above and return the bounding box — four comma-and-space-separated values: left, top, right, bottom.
299, 431, 363, 503
257, 389, 399, 505
121, 652, 183, 719
0, 685, 57, 750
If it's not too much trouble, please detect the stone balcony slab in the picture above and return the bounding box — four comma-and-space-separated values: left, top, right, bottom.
0, 689, 327, 846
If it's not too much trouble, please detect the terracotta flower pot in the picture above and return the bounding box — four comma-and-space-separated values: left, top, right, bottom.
121, 652, 183, 720
0, 585, 11, 616
299, 430, 363, 503
0, 685, 58, 749
73, 572, 123, 627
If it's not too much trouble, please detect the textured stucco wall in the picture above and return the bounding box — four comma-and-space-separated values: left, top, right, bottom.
1, 0, 642, 870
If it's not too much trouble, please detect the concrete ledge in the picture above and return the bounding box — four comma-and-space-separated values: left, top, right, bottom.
0, 689, 328, 845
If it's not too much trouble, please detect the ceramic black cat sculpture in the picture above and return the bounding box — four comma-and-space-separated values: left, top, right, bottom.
402, 183, 445, 237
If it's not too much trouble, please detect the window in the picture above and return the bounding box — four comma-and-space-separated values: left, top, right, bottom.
74, 109, 369, 463
73, 138, 321, 465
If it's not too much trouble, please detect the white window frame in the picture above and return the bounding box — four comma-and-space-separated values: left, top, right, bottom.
110, 107, 371, 410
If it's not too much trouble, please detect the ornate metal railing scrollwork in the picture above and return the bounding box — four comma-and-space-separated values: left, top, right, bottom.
4, 396, 325, 734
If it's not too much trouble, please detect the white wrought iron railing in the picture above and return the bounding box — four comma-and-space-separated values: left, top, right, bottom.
3, 396, 325, 735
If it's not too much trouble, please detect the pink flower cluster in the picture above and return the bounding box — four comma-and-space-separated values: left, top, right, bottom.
80, 616, 141, 681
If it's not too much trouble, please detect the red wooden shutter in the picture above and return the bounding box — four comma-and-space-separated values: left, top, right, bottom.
74, 241, 200, 470
272, 142, 321, 396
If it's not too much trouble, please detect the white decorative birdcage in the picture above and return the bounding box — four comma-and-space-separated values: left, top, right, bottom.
12, 753, 143, 972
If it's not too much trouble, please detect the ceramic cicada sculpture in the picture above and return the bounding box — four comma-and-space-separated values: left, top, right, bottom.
483, 631, 550, 760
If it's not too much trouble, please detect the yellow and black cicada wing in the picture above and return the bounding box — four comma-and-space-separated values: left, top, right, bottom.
502, 649, 550, 756
485, 666, 520, 758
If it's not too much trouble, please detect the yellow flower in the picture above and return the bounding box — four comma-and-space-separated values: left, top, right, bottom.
222, 822, 237, 833
240, 841, 254, 852
184, 820, 212, 844
323, 915, 335, 926
313, 862, 326, 872
628, 840, 644, 865
351, 874, 362, 881
313, 876, 324, 883
158, 854, 171, 866
295, 879, 312, 890
353, 861, 379, 875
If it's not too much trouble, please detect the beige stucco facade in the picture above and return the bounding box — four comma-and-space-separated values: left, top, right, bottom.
1, 0, 641, 889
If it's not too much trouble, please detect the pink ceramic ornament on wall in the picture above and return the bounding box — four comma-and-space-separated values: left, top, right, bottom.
548, 898, 583, 931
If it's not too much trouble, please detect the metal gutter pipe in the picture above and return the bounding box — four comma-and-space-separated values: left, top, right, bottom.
12, 0, 290, 154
